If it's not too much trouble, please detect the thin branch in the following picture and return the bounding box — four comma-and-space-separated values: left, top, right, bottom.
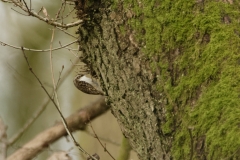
31, 9, 83, 28
8, 63, 66, 146
61, 1, 67, 23
8, 15, 68, 145
55, 7, 75, 21
21, 48, 97, 160
56, 26, 78, 39
85, 130, 120, 147
65, 47, 79, 51
89, 121, 116, 160
11, 7, 29, 16
49, 28, 59, 109
7, 97, 109, 160
59, 41, 80, 57
0, 39, 78, 52
11, 0, 83, 28
56, 65, 64, 88
55, 0, 65, 20
54, 0, 71, 25
22, 0, 30, 14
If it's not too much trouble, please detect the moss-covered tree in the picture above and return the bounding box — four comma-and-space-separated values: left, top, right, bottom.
76, 0, 240, 159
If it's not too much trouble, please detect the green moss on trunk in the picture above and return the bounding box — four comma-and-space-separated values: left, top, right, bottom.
117, 0, 240, 159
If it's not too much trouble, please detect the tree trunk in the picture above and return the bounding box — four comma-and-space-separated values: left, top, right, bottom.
75, 0, 240, 159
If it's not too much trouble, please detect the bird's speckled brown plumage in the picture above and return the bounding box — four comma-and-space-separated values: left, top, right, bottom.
73, 75, 104, 95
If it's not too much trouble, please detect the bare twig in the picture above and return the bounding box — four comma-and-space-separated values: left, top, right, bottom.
56, 8, 75, 21
65, 47, 79, 51
85, 130, 120, 147
20, 48, 97, 159
8, 24, 67, 145
56, 65, 64, 88
56, 27, 78, 39
8, 61, 67, 146
49, 16, 93, 158
49, 28, 59, 109
0, 39, 78, 52
59, 41, 80, 57
7, 97, 109, 160
35, 11, 82, 28
7, 0, 83, 28
89, 122, 116, 160
22, 0, 30, 14
11, 7, 29, 16
55, 0, 65, 20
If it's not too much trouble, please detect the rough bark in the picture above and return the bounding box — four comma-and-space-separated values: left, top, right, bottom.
75, 1, 170, 159
75, 0, 240, 159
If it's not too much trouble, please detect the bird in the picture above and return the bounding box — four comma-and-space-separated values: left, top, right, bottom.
73, 74, 104, 96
